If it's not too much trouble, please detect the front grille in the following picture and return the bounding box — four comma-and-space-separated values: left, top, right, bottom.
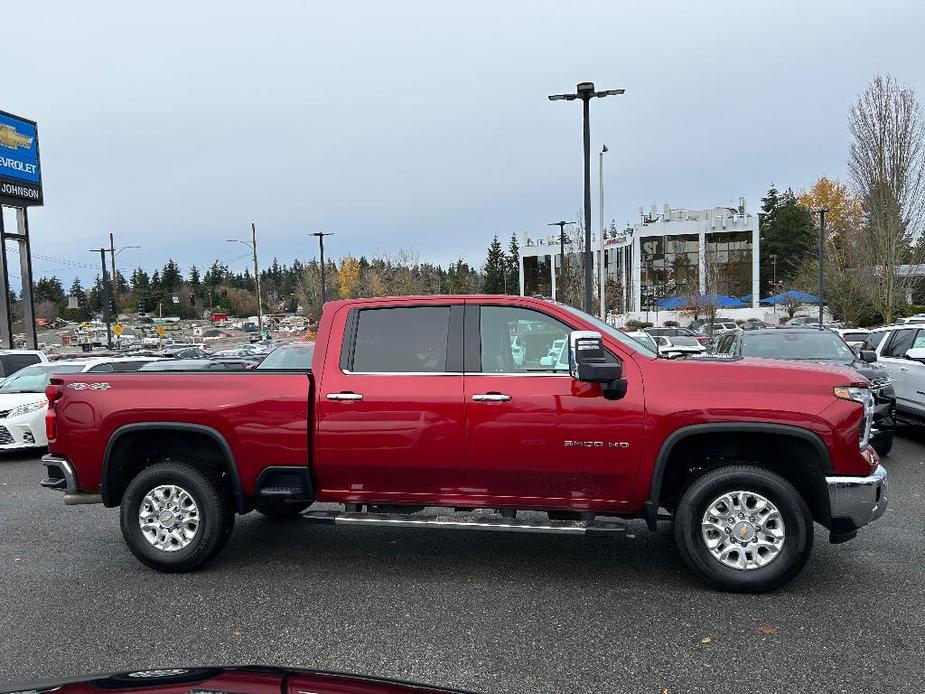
0, 426, 13, 445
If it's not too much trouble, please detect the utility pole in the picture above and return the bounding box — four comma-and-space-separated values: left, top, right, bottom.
312, 232, 334, 305
817, 209, 827, 326
90, 248, 112, 349
549, 82, 625, 313
547, 221, 574, 302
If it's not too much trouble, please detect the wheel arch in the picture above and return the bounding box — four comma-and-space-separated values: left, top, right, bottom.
102, 423, 245, 513
644, 423, 833, 530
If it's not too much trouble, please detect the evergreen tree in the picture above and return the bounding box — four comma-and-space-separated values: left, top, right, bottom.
483, 235, 507, 294
759, 185, 815, 296
188, 265, 201, 289
506, 233, 520, 295
160, 259, 183, 290
35, 276, 65, 304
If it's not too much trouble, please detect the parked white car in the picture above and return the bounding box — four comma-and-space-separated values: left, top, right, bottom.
0, 350, 47, 379
831, 327, 870, 353
859, 326, 925, 423
651, 334, 707, 358
0, 356, 160, 450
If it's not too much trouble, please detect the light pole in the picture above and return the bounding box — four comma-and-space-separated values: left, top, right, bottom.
817, 209, 827, 326
549, 81, 625, 313
226, 222, 263, 337
769, 253, 778, 315
599, 144, 608, 320
108, 233, 140, 315
547, 221, 574, 302
311, 232, 334, 305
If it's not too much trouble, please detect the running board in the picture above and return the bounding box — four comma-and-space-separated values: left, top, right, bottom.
301, 510, 627, 536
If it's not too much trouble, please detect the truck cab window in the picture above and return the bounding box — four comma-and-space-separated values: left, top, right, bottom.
479, 306, 571, 373
351, 306, 450, 372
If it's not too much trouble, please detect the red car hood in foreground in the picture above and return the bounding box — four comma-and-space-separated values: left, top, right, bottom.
0, 666, 474, 694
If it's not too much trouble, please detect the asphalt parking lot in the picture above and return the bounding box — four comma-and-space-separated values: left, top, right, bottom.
1, 436, 923, 694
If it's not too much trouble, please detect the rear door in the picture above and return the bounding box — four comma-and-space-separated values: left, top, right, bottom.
463, 302, 644, 508
315, 303, 466, 498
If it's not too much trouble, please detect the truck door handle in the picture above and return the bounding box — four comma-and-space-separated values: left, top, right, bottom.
472, 392, 512, 402
326, 392, 363, 401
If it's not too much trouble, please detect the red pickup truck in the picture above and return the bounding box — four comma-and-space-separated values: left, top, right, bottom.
41, 295, 888, 592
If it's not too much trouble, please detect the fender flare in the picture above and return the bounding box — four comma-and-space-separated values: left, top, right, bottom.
102, 422, 245, 513
643, 422, 833, 530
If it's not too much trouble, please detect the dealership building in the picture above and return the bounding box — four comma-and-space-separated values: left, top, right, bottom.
519, 199, 761, 319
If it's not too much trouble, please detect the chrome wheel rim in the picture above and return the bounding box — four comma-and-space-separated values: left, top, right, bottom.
138, 484, 200, 552
701, 490, 785, 570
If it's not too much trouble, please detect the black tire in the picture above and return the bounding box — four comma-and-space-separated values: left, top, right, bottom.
120, 461, 234, 572
674, 465, 813, 593
872, 434, 893, 457
255, 499, 311, 518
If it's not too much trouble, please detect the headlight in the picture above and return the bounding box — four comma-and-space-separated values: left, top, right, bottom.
834, 386, 875, 448
8, 400, 47, 418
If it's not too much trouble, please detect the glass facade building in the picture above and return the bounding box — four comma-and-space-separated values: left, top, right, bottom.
704, 231, 752, 297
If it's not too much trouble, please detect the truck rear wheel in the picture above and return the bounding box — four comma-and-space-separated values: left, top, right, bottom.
120, 461, 234, 572
674, 465, 813, 593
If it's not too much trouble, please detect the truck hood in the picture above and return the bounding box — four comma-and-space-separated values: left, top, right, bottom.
650, 355, 867, 414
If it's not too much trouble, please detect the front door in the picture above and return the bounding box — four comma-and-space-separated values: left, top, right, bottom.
315, 303, 466, 499
463, 303, 644, 510
878, 327, 925, 415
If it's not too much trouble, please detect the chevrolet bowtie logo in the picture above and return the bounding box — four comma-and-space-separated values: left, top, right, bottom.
0, 124, 33, 151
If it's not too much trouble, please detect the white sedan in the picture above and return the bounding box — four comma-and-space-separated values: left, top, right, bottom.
0, 357, 158, 450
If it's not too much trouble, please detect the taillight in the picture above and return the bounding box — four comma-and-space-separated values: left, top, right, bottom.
45, 383, 64, 405
45, 381, 64, 442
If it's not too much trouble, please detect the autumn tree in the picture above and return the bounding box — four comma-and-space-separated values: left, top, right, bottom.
338, 255, 361, 299
797, 177, 868, 325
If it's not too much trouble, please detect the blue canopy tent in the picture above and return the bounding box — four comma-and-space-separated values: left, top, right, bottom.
657, 294, 748, 310
761, 290, 821, 305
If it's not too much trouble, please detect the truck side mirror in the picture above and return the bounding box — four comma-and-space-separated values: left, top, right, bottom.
859, 349, 877, 363
568, 330, 626, 400
905, 347, 925, 364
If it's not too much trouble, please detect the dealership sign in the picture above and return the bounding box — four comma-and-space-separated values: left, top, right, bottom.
0, 110, 43, 207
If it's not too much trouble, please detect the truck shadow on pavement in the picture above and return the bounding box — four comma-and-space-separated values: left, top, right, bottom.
209, 513, 855, 594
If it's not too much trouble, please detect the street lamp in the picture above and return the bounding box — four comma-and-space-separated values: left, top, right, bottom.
547, 221, 575, 301
599, 144, 608, 320
109, 235, 140, 312
227, 222, 263, 337
549, 81, 625, 313
311, 232, 334, 305
816, 209, 827, 326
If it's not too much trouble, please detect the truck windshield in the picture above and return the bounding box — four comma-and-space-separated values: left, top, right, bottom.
559, 305, 657, 358
0, 364, 85, 393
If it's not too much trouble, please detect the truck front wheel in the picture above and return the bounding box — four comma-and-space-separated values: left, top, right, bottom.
120, 461, 234, 572
674, 465, 813, 593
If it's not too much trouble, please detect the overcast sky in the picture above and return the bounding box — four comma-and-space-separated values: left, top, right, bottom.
3, 0, 925, 286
